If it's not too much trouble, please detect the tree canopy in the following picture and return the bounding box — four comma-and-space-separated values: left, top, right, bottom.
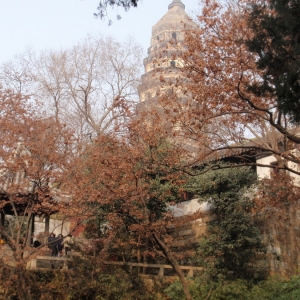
187, 167, 265, 281
157, 0, 300, 177
66, 129, 195, 299
1, 1, 300, 298
246, 0, 300, 123
0, 88, 77, 300
0, 35, 143, 143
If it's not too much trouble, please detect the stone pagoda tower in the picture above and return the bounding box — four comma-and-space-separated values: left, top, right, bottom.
138, 0, 197, 103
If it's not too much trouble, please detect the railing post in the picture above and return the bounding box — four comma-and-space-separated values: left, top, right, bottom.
158, 266, 164, 277
62, 260, 68, 270
30, 259, 37, 270
187, 269, 193, 277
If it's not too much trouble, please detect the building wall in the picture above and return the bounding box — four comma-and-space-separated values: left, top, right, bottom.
288, 150, 300, 186
257, 156, 277, 180
255, 204, 300, 277
172, 183, 300, 277
257, 153, 300, 186
33, 215, 71, 242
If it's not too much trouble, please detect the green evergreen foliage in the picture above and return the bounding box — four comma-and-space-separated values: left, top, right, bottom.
0, 256, 151, 300
164, 275, 300, 300
246, 0, 300, 123
186, 166, 266, 280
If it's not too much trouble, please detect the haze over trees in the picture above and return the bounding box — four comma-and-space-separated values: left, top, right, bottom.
0, 0, 300, 299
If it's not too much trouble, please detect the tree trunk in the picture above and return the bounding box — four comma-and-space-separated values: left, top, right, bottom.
152, 233, 192, 300
17, 270, 28, 300
0, 212, 4, 239
15, 250, 28, 300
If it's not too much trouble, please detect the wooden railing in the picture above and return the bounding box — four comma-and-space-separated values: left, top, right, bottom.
27, 256, 203, 277
103, 261, 203, 277
27, 256, 71, 270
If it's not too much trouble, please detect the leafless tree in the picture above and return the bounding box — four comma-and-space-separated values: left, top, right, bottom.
36, 36, 142, 138
0, 35, 143, 143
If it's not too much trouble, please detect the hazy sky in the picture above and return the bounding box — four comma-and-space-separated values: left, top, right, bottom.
0, 0, 199, 65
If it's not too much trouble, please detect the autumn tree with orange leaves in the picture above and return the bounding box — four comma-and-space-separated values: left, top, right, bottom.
157, 0, 300, 179
66, 110, 199, 300
0, 88, 78, 300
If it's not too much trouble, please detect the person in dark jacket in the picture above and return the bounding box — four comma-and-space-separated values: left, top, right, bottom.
57, 234, 64, 256
48, 233, 58, 256
33, 240, 41, 248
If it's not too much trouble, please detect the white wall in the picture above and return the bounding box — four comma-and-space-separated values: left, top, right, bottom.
257, 152, 300, 186
33, 216, 70, 239
256, 155, 277, 180
169, 198, 210, 217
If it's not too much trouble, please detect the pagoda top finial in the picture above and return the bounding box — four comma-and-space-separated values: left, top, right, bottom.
168, 0, 185, 10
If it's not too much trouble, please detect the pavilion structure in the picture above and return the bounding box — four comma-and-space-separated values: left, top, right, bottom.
0, 141, 65, 245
